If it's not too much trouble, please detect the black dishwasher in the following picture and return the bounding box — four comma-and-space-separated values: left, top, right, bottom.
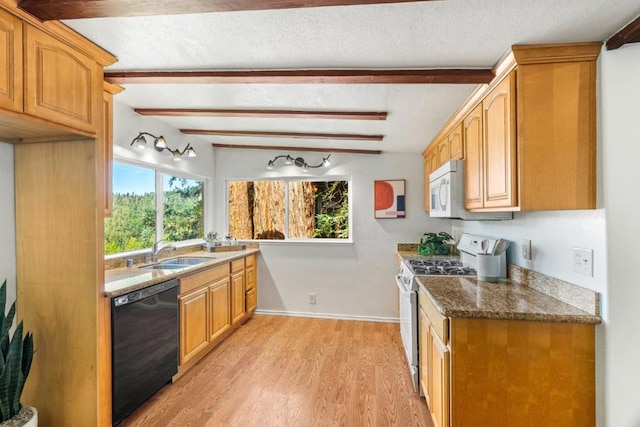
111, 278, 179, 425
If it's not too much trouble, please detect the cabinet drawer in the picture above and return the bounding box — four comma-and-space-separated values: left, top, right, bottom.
180, 263, 230, 295
419, 289, 449, 344
245, 254, 256, 267
231, 258, 244, 273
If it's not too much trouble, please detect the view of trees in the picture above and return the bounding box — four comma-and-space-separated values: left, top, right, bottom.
228, 180, 349, 240
105, 175, 204, 255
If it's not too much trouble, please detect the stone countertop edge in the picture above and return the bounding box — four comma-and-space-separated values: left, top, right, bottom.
396, 248, 601, 324
104, 248, 260, 298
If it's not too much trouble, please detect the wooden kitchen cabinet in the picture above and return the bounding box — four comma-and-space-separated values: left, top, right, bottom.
179, 286, 209, 365
231, 261, 246, 324
424, 43, 600, 213
436, 137, 450, 166
448, 123, 464, 160
481, 74, 517, 209
245, 254, 257, 313
463, 103, 484, 209
418, 286, 596, 426
209, 276, 231, 342
24, 24, 101, 134
0, 8, 22, 113
422, 146, 438, 212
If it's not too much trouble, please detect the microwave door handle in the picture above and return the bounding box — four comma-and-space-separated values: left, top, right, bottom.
439, 179, 448, 210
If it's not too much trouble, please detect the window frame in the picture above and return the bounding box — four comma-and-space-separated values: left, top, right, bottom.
106, 158, 209, 257
224, 175, 353, 244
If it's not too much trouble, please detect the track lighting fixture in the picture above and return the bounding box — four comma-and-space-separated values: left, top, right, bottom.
266, 154, 332, 172
130, 132, 197, 161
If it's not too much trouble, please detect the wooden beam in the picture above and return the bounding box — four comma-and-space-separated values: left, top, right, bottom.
182, 129, 384, 141
18, 0, 434, 20
134, 108, 388, 120
606, 14, 640, 50
212, 143, 381, 154
105, 69, 494, 85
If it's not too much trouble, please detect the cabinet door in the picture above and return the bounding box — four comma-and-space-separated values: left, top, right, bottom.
209, 277, 231, 342
448, 123, 464, 160
245, 264, 256, 291
179, 287, 209, 365
230, 271, 245, 324
483, 74, 517, 209
424, 149, 438, 212
429, 326, 450, 427
24, 25, 100, 134
246, 287, 257, 313
419, 307, 430, 402
0, 9, 22, 112
464, 104, 484, 210
436, 137, 450, 167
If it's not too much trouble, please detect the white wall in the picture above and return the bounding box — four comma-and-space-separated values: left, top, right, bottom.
600, 43, 640, 427
0, 142, 16, 306
112, 100, 216, 232
214, 149, 449, 320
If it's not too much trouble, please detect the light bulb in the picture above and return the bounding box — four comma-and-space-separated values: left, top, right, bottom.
155, 136, 167, 149
302, 163, 309, 172
285, 156, 293, 165
267, 161, 274, 170
135, 135, 147, 150
323, 156, 331, 167
172, 151, 182, 161
187, 147, 197, 158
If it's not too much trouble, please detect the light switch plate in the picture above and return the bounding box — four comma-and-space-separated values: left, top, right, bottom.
573, 248, 593, 276
522, 239, 532, 261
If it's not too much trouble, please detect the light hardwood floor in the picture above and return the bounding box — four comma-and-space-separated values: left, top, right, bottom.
121, 315, 433, 427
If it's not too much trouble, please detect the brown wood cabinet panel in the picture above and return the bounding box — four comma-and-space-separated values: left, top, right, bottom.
0, 8, 22, 112
449, 318, 595, 427
482, 74, 517, 209
436, 137, 450, 167
24, 24, 100, 134
245, 264, 256, 291
231, 271, 245, 324
209, 277, 231, 342
419, 290, 448, 343
179, 287, 209, 365
463, 104, 484, 210
181, 263, 230, 295
419, 307, 430, 403
429, 326, 450, 427
448, 123, 464, 160
231, 258, 244, 273
516, 61, 596, 210
246, 287, 257, 312
423, 148, 438, 212
101, 88, 113, 216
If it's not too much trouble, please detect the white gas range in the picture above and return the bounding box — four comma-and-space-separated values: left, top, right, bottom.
396, 233, 506, 394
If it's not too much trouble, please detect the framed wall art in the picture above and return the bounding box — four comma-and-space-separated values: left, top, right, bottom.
374, 179, 406, 219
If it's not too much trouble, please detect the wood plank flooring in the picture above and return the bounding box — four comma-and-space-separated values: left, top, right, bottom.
120, 315, 433, 427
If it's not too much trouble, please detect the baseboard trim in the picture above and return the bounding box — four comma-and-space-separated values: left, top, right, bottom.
254, 309, 400, 323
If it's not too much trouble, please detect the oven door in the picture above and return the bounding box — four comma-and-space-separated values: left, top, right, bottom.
396, 274, 419, 392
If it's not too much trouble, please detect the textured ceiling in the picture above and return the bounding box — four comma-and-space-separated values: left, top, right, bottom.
63, 0, 640, 154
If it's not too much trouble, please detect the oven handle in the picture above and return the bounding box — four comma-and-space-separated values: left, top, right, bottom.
396, 274, 411, 294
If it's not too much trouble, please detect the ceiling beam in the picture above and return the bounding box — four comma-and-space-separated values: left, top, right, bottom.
105, 69, 494, 85
182, 129, 384, 141
606, 14, 640, 50
18, 0, 434, 20
135, 108, 388, 120
212, 143, 381, 155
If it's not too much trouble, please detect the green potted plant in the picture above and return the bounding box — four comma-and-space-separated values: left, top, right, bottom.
203, 231, 218, 251
419, 232, 455, 255
0, 280, 35, 427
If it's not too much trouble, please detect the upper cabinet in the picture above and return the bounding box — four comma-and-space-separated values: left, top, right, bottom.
424, 42, 601, 212
0, 8, 22, 112
24, 25, 101, 134
101, 82, 124, 217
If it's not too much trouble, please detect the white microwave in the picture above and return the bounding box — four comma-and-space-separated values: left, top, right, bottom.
429, 160, 512, 220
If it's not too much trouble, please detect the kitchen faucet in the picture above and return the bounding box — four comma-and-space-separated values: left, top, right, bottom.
151, 239, 177, 262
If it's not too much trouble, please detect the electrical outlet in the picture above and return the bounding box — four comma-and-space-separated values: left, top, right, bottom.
309, 293, 317, 304
522, 239, 532, 261
573, 248, 593, 277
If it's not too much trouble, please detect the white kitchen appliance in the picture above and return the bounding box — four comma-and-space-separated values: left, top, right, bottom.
396, 256, 477, 394
429, 160, 512, 220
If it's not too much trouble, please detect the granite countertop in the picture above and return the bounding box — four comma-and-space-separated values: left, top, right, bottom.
104, 248, 260, 298
416, 276, 600, 324
397, 250, 601, 324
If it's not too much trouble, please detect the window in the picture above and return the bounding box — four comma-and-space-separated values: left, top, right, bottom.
227, 179, 349, 240
105, 162, 205, 254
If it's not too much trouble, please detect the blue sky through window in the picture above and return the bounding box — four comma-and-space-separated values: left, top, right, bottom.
113, 163, 155, 195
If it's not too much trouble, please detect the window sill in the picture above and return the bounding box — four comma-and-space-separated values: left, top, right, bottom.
239, 239, 353, 246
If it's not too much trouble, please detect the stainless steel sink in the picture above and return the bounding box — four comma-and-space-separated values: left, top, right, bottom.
138, 257, 211, 270
158, 257, 210, 266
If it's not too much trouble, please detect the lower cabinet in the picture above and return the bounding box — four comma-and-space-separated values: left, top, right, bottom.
418, 287, 596, 427
178, 254, 257, 375
245, 254, 257, 314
